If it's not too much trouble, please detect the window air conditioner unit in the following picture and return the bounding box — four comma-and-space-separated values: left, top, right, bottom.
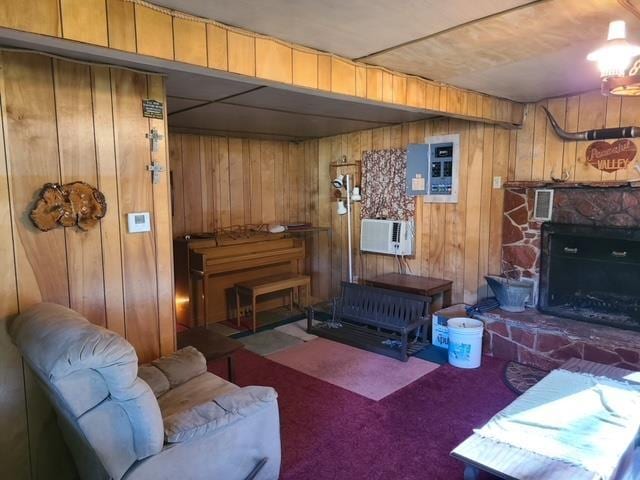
360, 219, 414, 256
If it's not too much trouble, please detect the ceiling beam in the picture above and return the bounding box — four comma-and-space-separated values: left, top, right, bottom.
0, 0, 524, 127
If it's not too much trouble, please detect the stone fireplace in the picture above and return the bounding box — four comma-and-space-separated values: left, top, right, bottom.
539, 222, 640, 332
479, 185, 640, 371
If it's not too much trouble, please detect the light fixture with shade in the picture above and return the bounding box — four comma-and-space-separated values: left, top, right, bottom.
587, 20, 640, 96
330, 171, 361, 282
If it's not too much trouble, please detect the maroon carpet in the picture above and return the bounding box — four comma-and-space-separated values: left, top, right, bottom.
209, 350, 516, 480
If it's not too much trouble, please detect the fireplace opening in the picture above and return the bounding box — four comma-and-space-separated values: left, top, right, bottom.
539, 223, 640, 332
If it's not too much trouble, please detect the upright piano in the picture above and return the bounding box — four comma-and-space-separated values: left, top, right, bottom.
174, 232, 305, 327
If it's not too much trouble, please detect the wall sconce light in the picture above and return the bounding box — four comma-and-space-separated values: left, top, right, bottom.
336, 200, 347, 215
351, 186, 361, 202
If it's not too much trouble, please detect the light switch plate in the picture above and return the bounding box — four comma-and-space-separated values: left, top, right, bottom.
493, 176, 502, 189
127, 212, 151, 233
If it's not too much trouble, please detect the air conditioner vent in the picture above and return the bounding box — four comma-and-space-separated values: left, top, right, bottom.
533, 189, 554, 221
391, 222, 401, 243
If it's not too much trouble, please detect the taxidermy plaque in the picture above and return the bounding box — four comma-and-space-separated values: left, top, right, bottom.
30, 182, 107, 232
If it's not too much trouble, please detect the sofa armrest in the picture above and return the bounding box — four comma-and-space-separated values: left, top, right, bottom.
163, 386, 278, 443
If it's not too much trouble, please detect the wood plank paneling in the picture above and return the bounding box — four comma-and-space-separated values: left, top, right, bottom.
111, 68, 161, 362
61, 0, 108, 46
92, 66, 126, 337
0, 51, 176, 479
3, 52, 69, 309
0, 0, 60, 37
0, 0, 525, 127
256, 38, 292, 84
54, 59, 106, 326
106, 0, 136, 52
331, 58, 356, 96
292, 49, 318, 89
0, 53, 30, 480
206, 24, 228, 71
173, 17, 207, 67
510, 90, 640, 183
171, 133, 310, 232
134, 4, 174, 60
317, 55, 331, 91
227, 31, 255, 77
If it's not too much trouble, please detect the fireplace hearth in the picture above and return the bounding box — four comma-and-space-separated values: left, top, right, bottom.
539, 223, 640, 332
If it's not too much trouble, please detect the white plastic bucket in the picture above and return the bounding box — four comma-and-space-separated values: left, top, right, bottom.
447, 317, 484, 369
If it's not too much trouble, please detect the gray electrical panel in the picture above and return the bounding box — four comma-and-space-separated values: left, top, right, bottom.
406, 143, 429, 196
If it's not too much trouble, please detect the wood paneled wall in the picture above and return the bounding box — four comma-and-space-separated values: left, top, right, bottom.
171, 120, 512, 307
510, 91, 640, 182
0, 52, 174, 479
0, 0, 524, 126
311, 119, 512, 305
170, 133, 318, 235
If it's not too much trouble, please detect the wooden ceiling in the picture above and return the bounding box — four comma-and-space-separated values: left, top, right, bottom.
155, 0, 640, 102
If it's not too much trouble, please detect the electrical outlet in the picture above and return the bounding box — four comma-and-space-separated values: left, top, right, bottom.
492, 176, 502, 189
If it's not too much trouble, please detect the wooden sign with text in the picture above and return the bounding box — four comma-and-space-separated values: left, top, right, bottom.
586, 139, 637, 173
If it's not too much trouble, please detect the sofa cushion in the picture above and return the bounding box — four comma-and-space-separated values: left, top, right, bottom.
138, 365, 170, 398
163, 386, 278, 443
157, 372, 238, 418
151, 346, 206, 388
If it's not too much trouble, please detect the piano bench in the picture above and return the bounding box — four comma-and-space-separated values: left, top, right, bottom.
235, 273, 311, 332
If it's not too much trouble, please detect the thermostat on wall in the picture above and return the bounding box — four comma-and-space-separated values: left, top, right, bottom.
127, 212, 151, 233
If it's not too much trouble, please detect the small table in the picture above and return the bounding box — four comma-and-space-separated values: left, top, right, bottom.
451, 358, 639, 480
177, 327, 244, 382
235, 273, 311, 332
364, 273, 453, 311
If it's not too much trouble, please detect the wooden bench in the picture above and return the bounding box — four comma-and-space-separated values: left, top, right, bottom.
235, 273, 310, 332
308, 282, 430, 361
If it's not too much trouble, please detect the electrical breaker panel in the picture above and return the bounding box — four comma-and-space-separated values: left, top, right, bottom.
424, 134, 459, 204
429, 143, 454, 195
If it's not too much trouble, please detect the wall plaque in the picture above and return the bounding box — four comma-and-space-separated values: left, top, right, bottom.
585, 139, 637, 172
142, 99, 164, 119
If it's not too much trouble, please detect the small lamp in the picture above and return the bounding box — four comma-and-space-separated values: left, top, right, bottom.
332, 175, 345, 189
351, 186, 361, 202
336, 200, 347, 215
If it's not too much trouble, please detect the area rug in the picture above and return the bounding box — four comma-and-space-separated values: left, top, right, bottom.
239, 329, 303, 356
503, 360, 548, 394
274, 318, 319, 341
267, 338, 439, 400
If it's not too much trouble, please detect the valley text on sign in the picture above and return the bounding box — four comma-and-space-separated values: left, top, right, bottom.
142, 99, 164, 119
586, 139, 637, 173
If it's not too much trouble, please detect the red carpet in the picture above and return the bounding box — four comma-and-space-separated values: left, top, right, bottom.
209, 350, 516, 480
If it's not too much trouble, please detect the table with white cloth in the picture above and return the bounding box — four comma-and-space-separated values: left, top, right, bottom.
451, 358, 640, 480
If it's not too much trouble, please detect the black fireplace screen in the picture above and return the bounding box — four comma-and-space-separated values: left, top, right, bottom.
539, 223, 640, 332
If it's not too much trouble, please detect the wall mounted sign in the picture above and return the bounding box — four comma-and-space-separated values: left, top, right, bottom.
30, 182, 107, 232
142, 99, 164, 119
586, 140, 637, 172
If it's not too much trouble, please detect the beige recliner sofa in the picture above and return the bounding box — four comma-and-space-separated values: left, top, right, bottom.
9, 303, 281, 480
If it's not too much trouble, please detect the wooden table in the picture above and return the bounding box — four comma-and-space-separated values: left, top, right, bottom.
364, 273, 453, 310
177, 327, 244, 382
235, 273, 311, 332
451, 358, 639, 480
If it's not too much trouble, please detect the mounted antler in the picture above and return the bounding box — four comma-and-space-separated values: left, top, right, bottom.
542, 106, 640, 141
550, 168, 571, 183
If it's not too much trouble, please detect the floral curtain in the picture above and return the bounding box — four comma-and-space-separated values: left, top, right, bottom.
361, 148, 414, 220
